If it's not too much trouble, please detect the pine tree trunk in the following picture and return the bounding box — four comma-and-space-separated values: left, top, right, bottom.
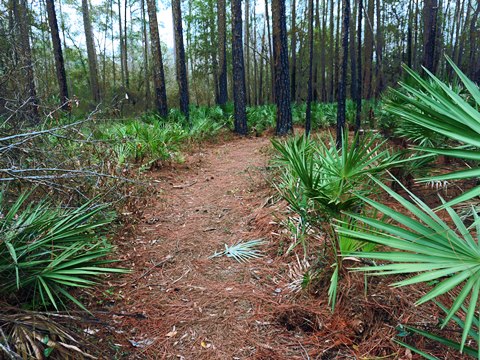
15, 0, 40, 122
374, 0, 384, 98
141, 0, 150, 109
355, 0, 362, 133
468, 3, 480, 82
118, 0, 125, 87
320, 0, 327, 102
305, 0, 314, 135
406, 0, 413, 68
46, 0, 69, 109
349, 0, 357, 100
422, 0, 438, 73
328, 0, 334, 102
146, 0, 168, 116
265, 0, 275, 103
82, 0, 101, 102
290, 0, 297, 102
172, 0, 189, 121
337, 0, 350, 147
123, 0, 129, 88
231, 0, 248, 135
272, 0, 292, 135
217, 0, 228, 106
363, 0, 374, 99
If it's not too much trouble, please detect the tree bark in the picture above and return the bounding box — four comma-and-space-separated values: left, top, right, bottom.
349, 0, 357, 100
337, 0, 350, 147
374, 0, 384, 98
272, 0, 292, 135
363, 0, 374, 99
172, 0, 189, 121
231, 0, 248, 135
290, 0, 297, 102
146, 0, 168, 117
15, 0, 40, 122
46, 0, 69, 109
422, 0, 439, 73
217, 0, 228, 106
355, 0, 362, 133
141, 0, 150, 109
265, 0, 275, 102
82, 0, 101, 102
305, 0, 314, 135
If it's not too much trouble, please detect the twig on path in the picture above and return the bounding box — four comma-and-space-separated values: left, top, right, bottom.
136, 255, 174, 280
172, 180, 198, 189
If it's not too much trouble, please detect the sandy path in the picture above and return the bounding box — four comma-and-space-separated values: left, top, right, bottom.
102, 136, 302, 359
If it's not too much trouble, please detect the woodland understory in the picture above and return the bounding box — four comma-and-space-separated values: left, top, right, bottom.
1, 0, 480, 359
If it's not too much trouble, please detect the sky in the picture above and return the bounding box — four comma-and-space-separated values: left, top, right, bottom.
58, 0, 266, 54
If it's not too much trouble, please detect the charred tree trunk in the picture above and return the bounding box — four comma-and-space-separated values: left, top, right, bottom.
272, 0, 292, 135
146, 0, 168, 116
231, 0, 248, 135
172, 0, 189, 121
46, 0, 69, 109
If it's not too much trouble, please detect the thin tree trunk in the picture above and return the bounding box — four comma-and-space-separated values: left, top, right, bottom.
468, 3, 480, 82
290, 0, 297, 102
82, 0, 101, 102
217, 0, 228, 106
422, 0, 439, 73
172, 0, 189, 121
253, 0, 258, 105
231, 0, 248, 135
305, 0, 314, 135
374, 0, 383, 98
350, 0, 357, 100
15, 0, 40, 122
337, 0, 350, 147
118, 0, 125, 87
245, 0, 251, 105
124, 0, 129, 88
320, 0, 327, 101
406, 0, 413, 68
141, 0, 150, 109
265, 0, 275, 102
328, 0, 334, 102
46, 0, 69, 108
272, 0, 292, 135
363, 0, 374, 99
355, 0, 362, 133
146, 0, 168, 116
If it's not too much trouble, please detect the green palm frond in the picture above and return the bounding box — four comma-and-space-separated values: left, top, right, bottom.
336, 176, 480, 353
0, 192, 128, 310
387, 57, 480, 207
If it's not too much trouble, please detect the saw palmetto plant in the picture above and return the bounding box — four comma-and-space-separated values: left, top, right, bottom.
0, 191, 127, 310
336, 177, 480, 355
387, 57, 480, 208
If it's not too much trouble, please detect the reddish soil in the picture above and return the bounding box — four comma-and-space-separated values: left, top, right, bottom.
93, 135, 470, 359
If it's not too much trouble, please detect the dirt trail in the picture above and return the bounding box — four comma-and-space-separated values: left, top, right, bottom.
95, 135, 471, 360
104, 135, 305, 359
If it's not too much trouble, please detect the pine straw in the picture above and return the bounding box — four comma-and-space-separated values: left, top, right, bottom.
87, 135, 474, 359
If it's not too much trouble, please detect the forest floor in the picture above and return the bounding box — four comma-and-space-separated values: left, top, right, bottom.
92, 133, 461, 359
